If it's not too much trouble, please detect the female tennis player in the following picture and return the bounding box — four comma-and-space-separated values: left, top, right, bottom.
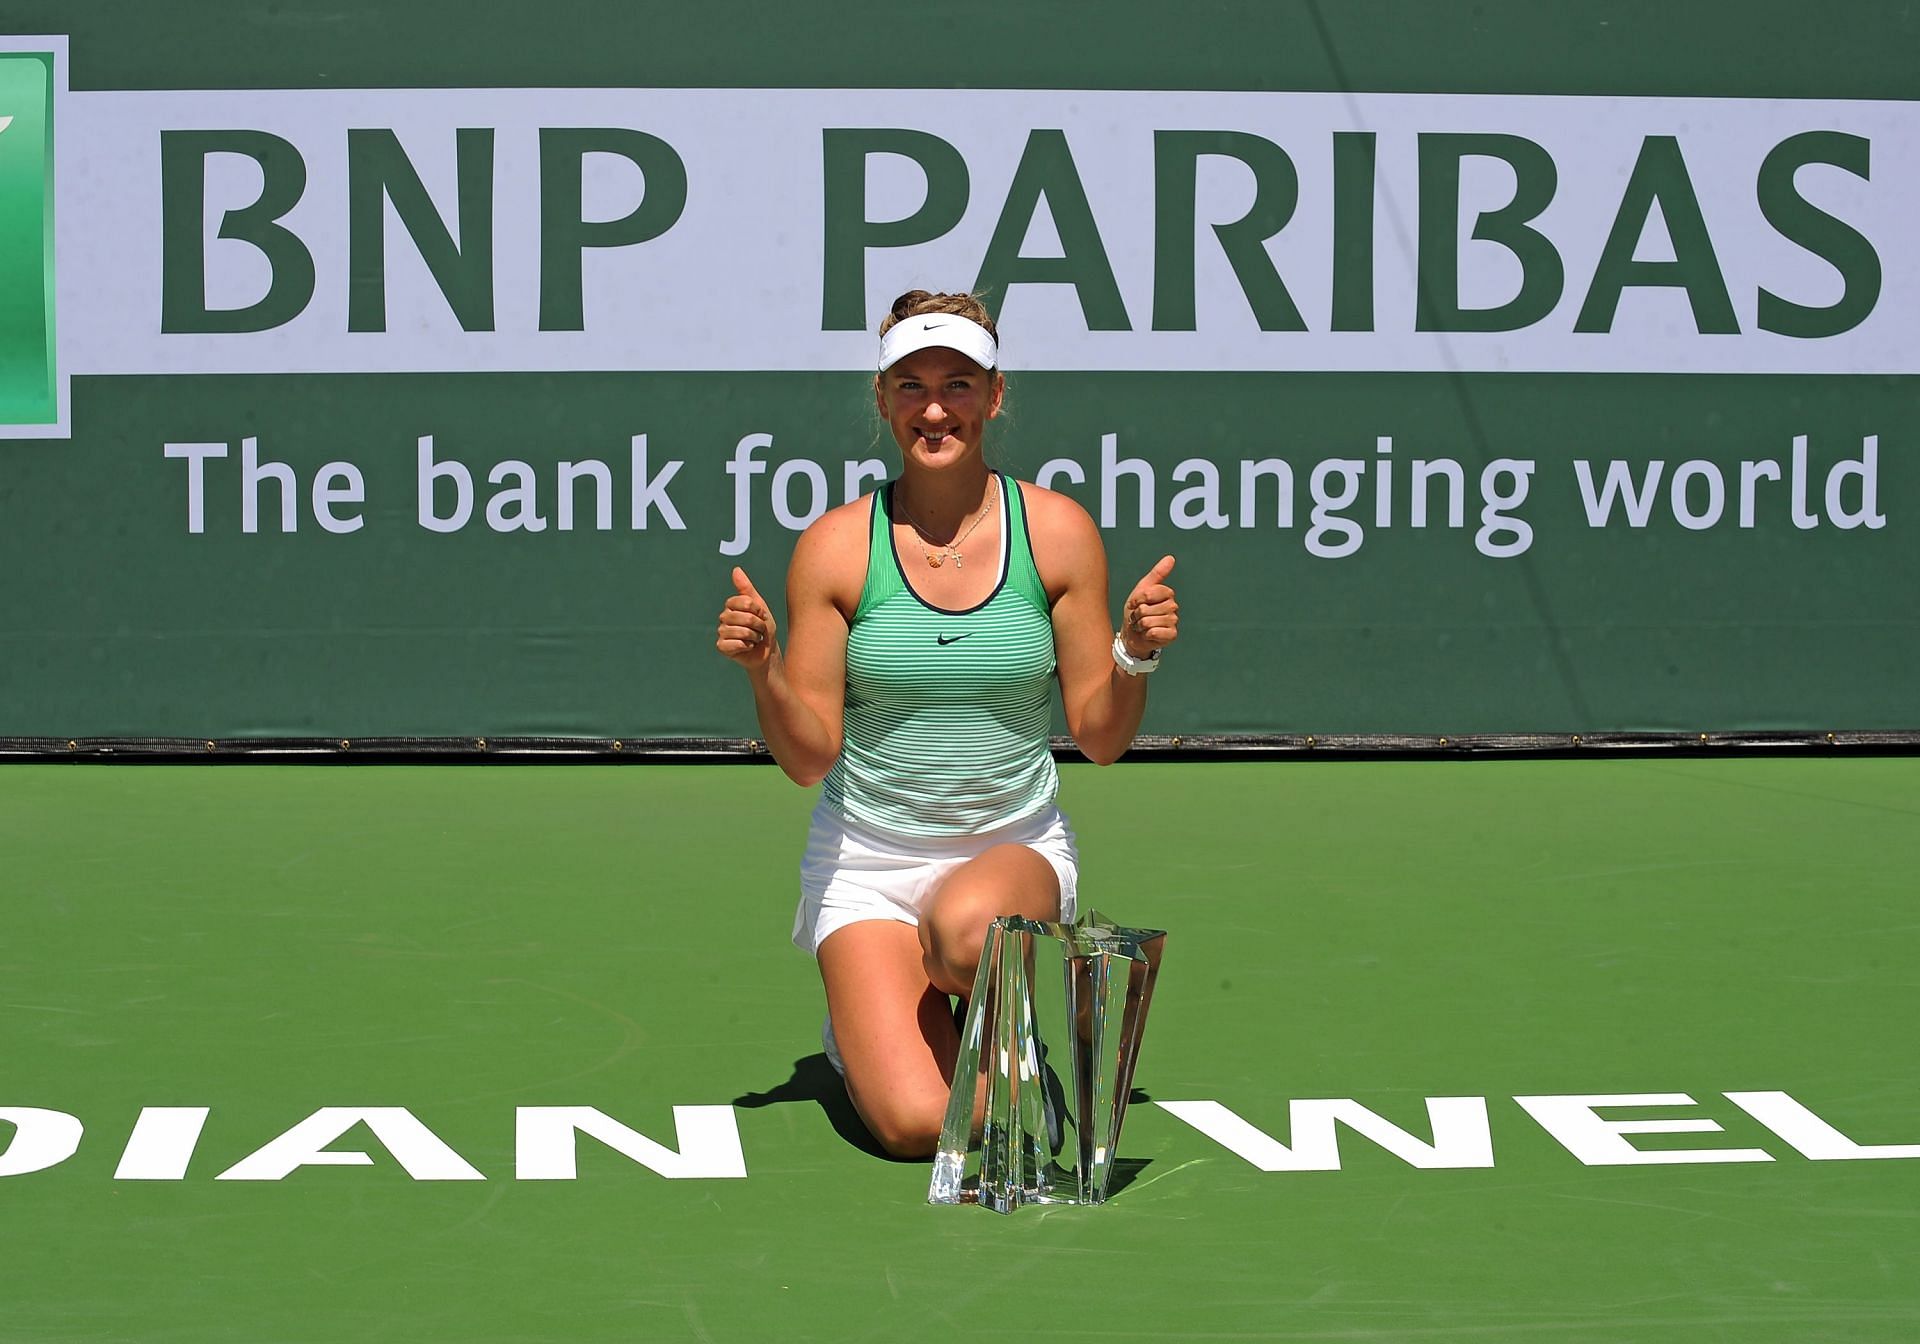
715, 290, 1178, 1158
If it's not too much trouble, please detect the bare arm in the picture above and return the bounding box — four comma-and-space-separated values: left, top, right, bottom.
1029, 487, 1180, 766
715, 509, 856, 787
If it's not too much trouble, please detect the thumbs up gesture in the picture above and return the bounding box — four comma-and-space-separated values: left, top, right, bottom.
716, 566, 776, 668
1120, 555, 1178, 660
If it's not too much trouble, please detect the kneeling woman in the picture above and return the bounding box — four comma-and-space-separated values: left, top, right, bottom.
715, 290, 1178, 1157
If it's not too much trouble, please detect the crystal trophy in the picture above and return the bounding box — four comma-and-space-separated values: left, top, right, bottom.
928, 908, 1164, 1212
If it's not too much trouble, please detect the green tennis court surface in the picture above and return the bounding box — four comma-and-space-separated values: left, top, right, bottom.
6, 758, 1918, 1341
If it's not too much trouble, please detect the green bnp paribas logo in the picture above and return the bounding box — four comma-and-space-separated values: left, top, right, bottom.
0, 50, 55, 432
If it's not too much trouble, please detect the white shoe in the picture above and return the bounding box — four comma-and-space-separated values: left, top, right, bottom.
821, 1015, 845, 1076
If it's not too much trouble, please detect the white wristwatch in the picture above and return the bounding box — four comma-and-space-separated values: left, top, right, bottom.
1112, 632, 1162, 676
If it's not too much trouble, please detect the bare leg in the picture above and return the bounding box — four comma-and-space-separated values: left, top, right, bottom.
816, 845, 1061, 1159
918, 843, 1062, 998
816, 920, 957, 1159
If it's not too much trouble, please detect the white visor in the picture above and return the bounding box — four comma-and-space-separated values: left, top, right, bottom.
877, 313, 998, 372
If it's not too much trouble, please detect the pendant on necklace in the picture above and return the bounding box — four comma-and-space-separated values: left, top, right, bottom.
927, 553, 943, 568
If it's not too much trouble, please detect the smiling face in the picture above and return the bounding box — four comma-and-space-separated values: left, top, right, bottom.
875, 347, 1005, 471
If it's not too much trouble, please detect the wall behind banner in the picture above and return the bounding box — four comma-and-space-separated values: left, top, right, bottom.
0, 2, 1914, 741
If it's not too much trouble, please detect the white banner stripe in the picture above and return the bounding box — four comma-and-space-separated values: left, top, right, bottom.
59, 88, 1920, 375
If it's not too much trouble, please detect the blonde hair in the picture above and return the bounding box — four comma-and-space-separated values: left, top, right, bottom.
876, 289, 999, 343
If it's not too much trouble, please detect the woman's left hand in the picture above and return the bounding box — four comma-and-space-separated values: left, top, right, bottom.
1121, 555, 1179, 659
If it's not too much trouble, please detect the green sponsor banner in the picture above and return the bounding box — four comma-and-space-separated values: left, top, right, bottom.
34, 0, 1920, 99
0, 370, 1908, 738
0, 51, 54, 428
0, 5, 1914, 741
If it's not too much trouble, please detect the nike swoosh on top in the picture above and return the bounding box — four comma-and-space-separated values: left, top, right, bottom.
936, 633, 971, 646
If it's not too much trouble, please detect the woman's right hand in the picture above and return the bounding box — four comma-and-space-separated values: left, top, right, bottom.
716, 566, 776, 670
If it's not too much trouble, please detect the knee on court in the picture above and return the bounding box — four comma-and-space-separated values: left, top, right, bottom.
847, 1082, 945, 1159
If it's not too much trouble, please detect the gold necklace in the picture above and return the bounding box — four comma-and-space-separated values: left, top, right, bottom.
897, 481, 996, 569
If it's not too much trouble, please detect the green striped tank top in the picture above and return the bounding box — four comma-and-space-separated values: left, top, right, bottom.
821, 472, 1059, 838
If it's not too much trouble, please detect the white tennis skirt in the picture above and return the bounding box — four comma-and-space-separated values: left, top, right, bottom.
792, 799, 1080, 955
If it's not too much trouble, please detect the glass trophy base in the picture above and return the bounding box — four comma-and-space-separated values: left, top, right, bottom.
928, 908, 1164, 1213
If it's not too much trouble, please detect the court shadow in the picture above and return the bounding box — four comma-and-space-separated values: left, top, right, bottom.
732, 1053, 897, 1161
1105, 1157, 1153, 1197
1102, 1088, 1157, 1198
732, 1070, 1164, 1188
